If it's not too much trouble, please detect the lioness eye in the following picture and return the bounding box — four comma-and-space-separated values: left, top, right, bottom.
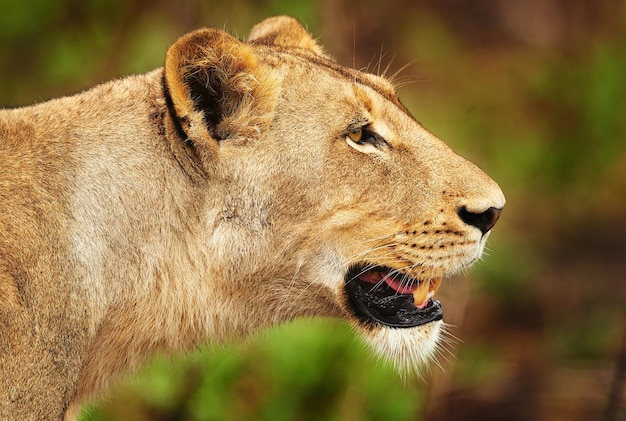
346, 127, 379, 145
347, 128, 363, 143
345, 126, 387, 154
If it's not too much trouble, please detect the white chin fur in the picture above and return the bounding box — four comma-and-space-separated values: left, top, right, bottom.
360, 320, 443, 376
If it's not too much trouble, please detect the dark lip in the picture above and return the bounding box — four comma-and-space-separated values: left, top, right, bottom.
344, 265, 443, 328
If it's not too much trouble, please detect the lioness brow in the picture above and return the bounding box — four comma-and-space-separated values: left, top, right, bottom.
260, 48, 412, 117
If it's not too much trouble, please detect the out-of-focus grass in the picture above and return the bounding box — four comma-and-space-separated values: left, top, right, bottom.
81, 320, 426, 421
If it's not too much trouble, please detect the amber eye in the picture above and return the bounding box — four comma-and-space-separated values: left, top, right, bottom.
347, 128, 363, 143
345, 126, 387, 154
347, 127, 380, 145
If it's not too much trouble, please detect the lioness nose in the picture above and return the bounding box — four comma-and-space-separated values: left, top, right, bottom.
457, 206, 502, 235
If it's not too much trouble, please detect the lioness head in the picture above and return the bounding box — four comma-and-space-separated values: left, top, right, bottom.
163, 16, 504, 373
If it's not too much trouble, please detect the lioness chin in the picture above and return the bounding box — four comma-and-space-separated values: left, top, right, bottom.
0, 16, 504, 420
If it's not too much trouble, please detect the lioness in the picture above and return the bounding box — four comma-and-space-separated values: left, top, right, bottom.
0, 16, 504, 420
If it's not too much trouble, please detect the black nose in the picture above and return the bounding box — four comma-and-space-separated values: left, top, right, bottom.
457, 206, 502, 235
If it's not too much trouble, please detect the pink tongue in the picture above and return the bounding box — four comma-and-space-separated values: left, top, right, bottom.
384, 276, 417, 294
358, 271, 417, 294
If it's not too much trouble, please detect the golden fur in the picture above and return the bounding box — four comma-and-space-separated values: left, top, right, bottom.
0, 16, 504, 420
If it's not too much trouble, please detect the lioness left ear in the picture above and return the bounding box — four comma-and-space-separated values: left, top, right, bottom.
247, 16, 329, 58
164, 28, 274, 149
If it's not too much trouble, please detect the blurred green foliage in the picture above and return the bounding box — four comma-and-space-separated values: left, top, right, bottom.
82, 320, 425, 421
2, 1, 625, 420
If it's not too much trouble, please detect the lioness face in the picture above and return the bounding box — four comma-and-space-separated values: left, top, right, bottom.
165, 17, 505, 373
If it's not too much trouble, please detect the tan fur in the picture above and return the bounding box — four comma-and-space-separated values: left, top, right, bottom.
0, 16, 504, 420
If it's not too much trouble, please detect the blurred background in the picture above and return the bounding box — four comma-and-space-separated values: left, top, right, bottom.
1, 0, 625, 420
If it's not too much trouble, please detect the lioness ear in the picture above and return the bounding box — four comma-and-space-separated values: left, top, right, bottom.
247, 16, 328, 58
164, 28, 274, 148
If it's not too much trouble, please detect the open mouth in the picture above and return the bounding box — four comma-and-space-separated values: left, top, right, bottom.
344, 264, 443, 328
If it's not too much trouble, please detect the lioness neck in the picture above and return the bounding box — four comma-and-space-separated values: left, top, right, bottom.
1, 70, 268, 404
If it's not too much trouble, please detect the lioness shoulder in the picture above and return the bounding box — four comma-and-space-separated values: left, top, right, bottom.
0, 16, 504, 420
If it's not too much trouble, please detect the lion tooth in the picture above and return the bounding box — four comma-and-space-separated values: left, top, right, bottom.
413, 277, 443, 308
412, 280, 430, 308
